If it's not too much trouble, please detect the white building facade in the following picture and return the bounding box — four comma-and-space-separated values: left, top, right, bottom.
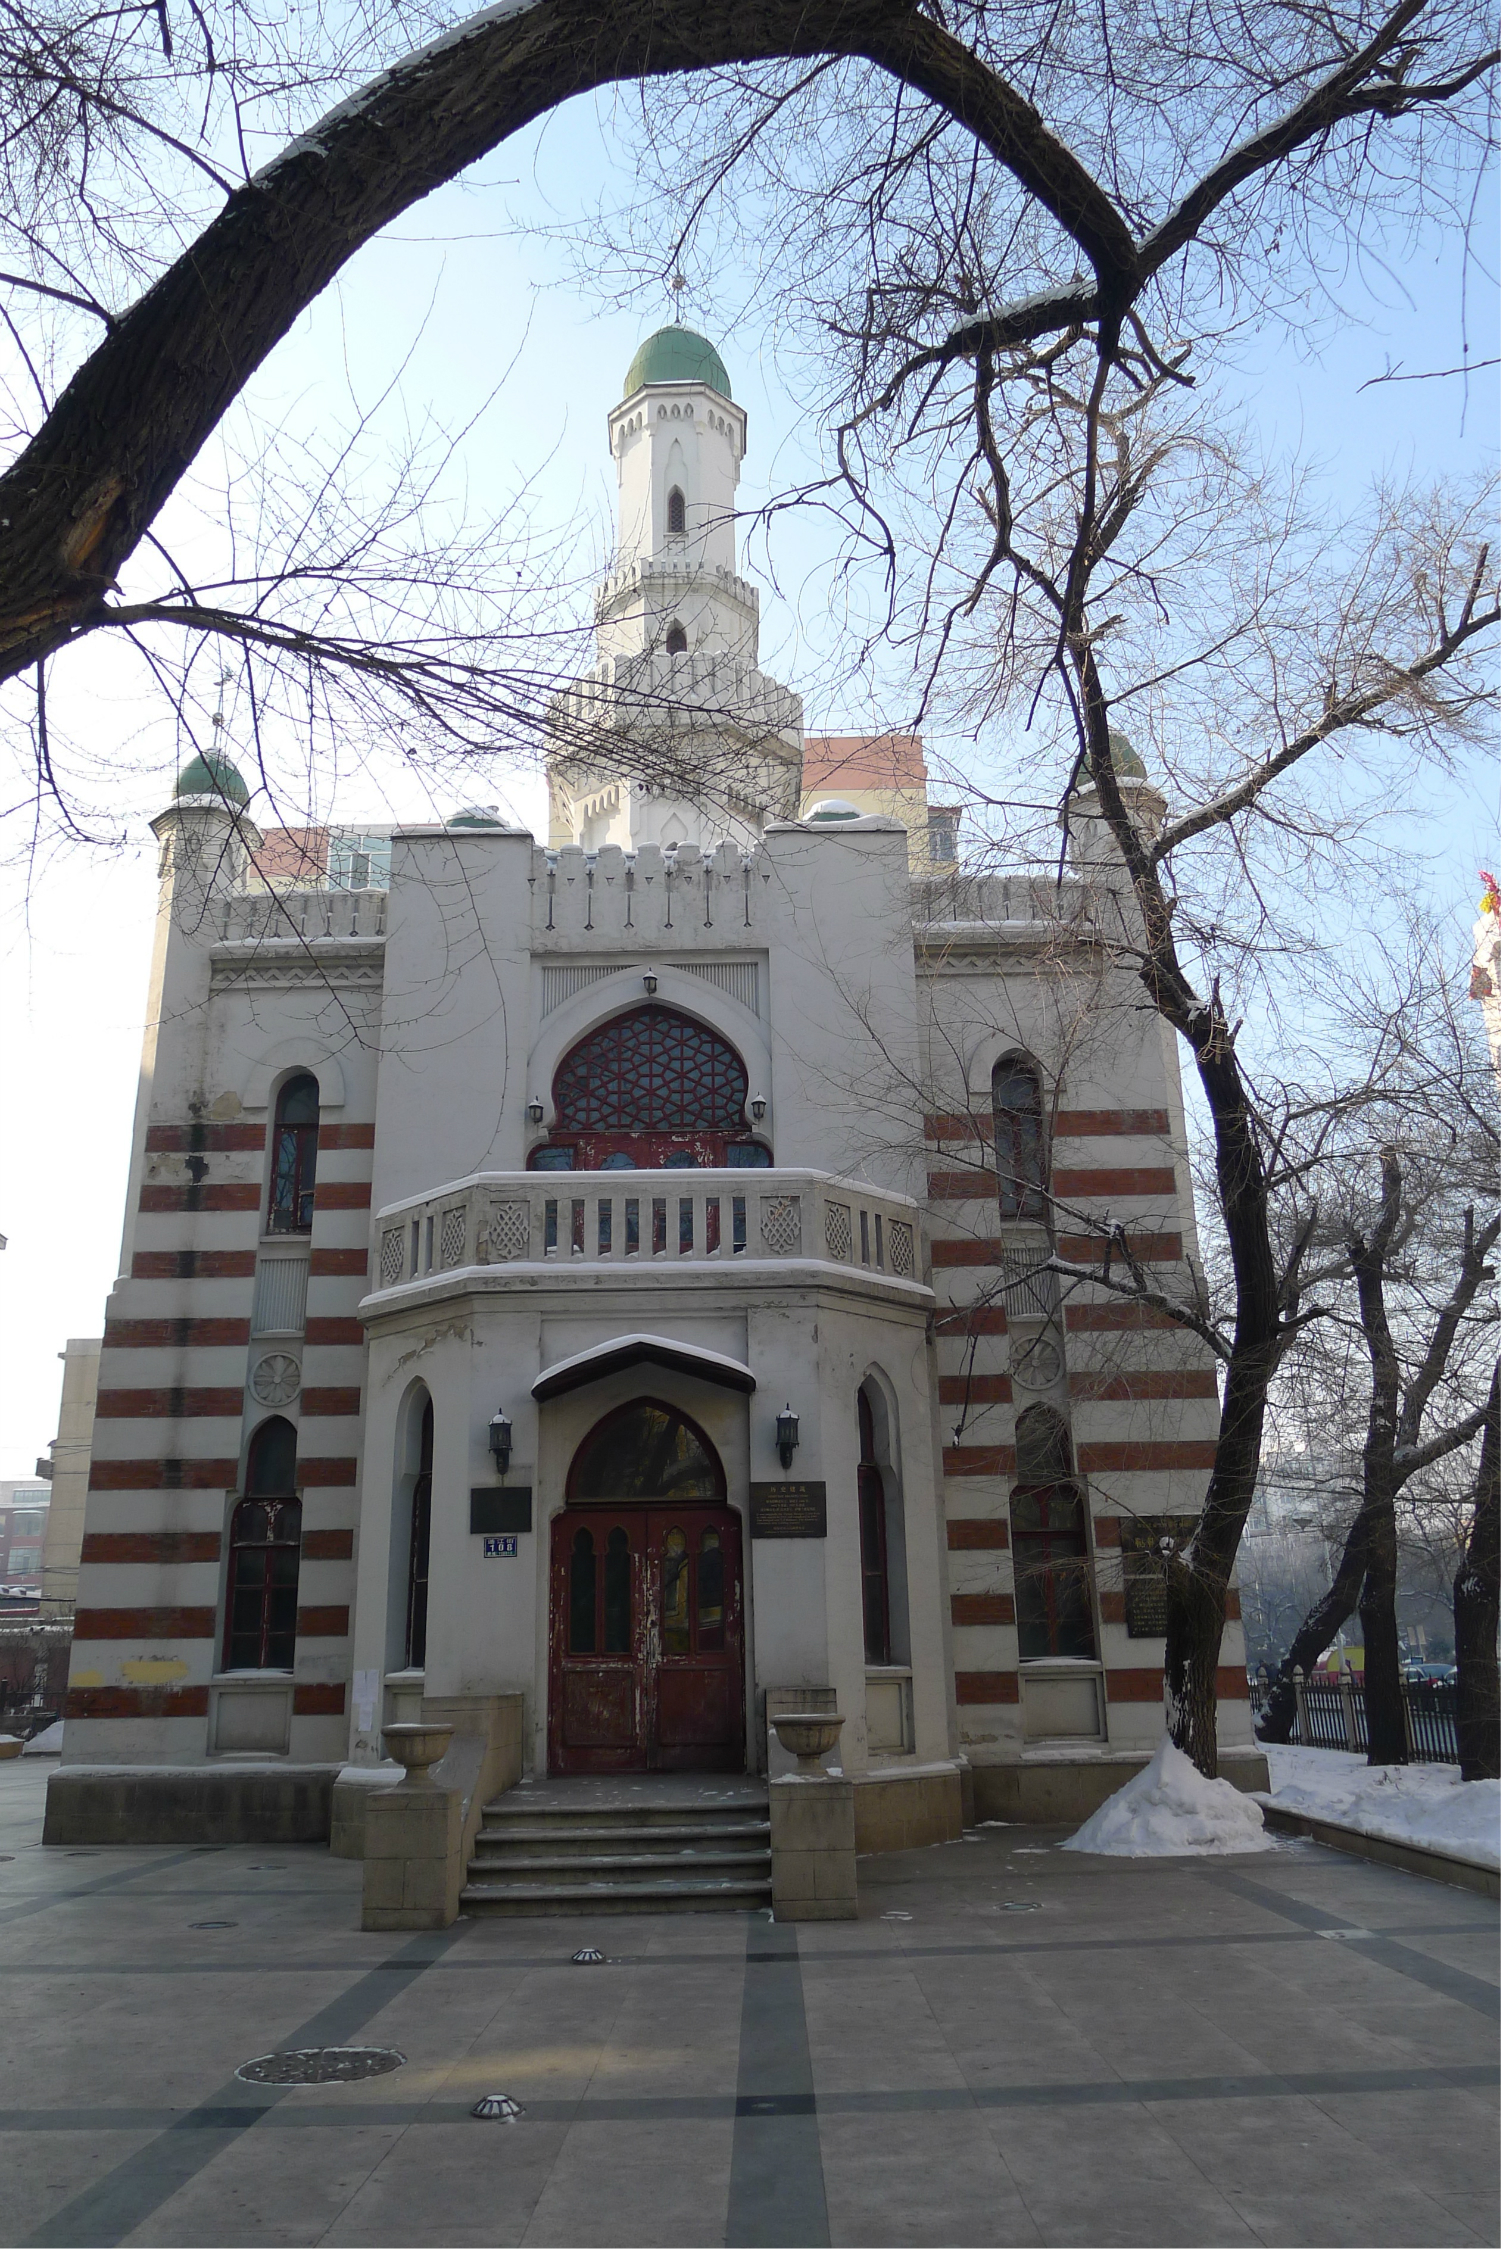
53, 327, 1260, 1845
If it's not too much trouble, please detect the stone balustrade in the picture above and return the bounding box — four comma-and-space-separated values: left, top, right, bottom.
371, 1168, 924, 1296
219, 887, 387, 943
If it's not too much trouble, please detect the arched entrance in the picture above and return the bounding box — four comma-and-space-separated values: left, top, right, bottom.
547, 1398, 745, 1774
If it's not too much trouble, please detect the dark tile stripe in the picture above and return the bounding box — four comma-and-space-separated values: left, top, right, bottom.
23, 1928, 465, 2249
1208, 1869, 1501, 2019
726, 1918, 830, 2249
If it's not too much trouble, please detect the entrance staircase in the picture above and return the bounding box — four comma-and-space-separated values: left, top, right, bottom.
460, 1780, 772, 1916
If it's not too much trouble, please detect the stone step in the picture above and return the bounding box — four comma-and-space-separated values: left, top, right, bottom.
472, 1819, 770, 1856
466, 1846, 770, 1884
480, 1798, 767, 1830
460, 1874, 773, 1916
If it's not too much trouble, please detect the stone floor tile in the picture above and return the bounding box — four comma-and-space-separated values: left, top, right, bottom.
818, 2107, 1042, 2248
519, 2117, 734, 2247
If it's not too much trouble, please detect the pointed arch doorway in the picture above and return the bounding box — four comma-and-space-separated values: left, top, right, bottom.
547, 1399, 745, 1774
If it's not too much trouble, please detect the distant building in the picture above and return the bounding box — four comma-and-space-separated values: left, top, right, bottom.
38, 1338, 100, 1619
0, 1480, 50, 1603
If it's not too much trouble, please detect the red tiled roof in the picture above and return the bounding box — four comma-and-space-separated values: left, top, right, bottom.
250, 827, 328, 885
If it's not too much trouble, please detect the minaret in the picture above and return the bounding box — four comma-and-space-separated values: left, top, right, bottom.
547, 324, 803, 852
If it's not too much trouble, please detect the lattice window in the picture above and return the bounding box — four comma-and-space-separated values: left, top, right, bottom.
486, 1201, 531, 1262
1000, 1244, 1059, 1321
760, 1195, 802, 1257
825, 1202, 852, 1262
887, 1220, 915, 1277
439, 1206, 467, 1268
552, 1005, 747, 1131
380, 1228, 406, 1287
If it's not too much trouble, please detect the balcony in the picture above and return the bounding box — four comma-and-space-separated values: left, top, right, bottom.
370, 1170, 926, 1296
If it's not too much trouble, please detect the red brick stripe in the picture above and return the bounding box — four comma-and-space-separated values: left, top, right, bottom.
1057, 1233, 1182, 1264
937, 1374, 1012, 1404
301, 1528, 354, 1560
104, 1318, 251, 1348
951, 1594, 1015, 1626
1069, 1371, 1219, 1401
296, 1605, 350, 1637
95, 1388, 244, 1420
946, 1520, 1010, 1549
935, 1306, 1008, 1335
1065, 1303, 1184, 1332
319, 1122, 376, 1150
74, 1606, 216, 1639
304, 1317, 365, 1346
132, 1251, 258, 1280
928, 1171, 1000, 1201
1052, 1167, 1177, 1199
943, 1445, 1017, 1476
139, 1184, 261, 1214
310, 1250, 368, 1277
65, 1686, 209, 1719
1076, 1440, 1218, 1472
146, 1124, 266, 1153
954, 1671, 1019, 1704
925, 1110, 1170, 1141
89, 1459, 238, 1490
301, 1388, 362, 1418
294, 1683, 346, 1715
81, 1532, 221, 1565
297, 1458, 359, 1486
314, 1181, 371, 1210
1106, 1667, 1249, 1702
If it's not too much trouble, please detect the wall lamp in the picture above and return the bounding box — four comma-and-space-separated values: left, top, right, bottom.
488, 1410, 513, 1475
750, 1092, 767, 1121
775, 1404, 800, 1472
526, 1097, 544, 1124
643, 969, 659, 996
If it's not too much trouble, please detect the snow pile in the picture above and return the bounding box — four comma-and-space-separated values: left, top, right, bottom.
1263, 1744, 1501, 1871
21, 1719, 64, 1754
1062, 1737, 1276, 1856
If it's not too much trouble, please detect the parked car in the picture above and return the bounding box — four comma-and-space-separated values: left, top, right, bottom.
1401, 1661, 1456, 1684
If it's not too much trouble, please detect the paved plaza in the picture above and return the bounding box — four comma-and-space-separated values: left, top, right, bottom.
1, 1759, 1496, 2248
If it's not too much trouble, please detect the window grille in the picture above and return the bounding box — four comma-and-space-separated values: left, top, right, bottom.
825, 1203, 852, 1262
552, 1005, 747, 1132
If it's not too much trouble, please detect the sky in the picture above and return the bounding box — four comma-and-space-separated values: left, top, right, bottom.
0, 81, 1496, 1478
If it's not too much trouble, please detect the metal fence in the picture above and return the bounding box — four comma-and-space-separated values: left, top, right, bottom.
1248, 1668, 1458, 1763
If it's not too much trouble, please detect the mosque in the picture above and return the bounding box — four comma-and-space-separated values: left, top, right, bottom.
50, 325, 1262, 1858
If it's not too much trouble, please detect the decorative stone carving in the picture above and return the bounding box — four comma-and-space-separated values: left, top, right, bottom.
824, 1202, 852, 1262
760, 1194, 802, 1257
887, 1219, 915, 1278
249, 1352, 301, 1405
379, 1227, 406, 1287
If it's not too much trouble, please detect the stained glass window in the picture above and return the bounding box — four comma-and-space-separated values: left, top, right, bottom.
225, 1416, 301, 1670
992, 1057, 1046, 1221
568, 1400, 724, 1502
269, 1073, 319, 1232
552, 1006, 748, 1132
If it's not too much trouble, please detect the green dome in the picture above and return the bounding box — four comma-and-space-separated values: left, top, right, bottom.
807, 799, 861, 823
1083, 730, 1148, 781
623, 326, 732, 401
174, 748, 249, 806
447, 805, 504, 829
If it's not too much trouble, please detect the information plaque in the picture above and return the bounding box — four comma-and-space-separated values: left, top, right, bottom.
470, 1486, 533, 1535
748, 1481, 827, 1539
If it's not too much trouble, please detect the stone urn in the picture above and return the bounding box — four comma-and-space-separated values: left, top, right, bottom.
771, 1712, 845, 1776
381, 1722, 453, 1787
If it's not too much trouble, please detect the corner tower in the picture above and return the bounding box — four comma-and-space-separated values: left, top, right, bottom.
547, 324, 803, 852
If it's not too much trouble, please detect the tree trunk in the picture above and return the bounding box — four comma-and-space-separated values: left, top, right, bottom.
1162, 1557, 1227, 1776
1453, 1365, 1500, 1782
1359, 1476, 1406, 1764
1257, 1497, 1373, 1743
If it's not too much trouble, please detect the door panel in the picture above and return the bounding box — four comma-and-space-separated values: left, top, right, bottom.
548, 1502, 744, 1773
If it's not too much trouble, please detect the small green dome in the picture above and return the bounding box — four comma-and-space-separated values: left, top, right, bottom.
807, 799, 862, 823
1082, 730, 1148, 781
447, 805, 504, 829
174, 748, 249, 806
623, 325, 732, 401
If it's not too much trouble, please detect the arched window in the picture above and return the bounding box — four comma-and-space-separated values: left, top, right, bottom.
569, 1398, 725, 1502
224, 1417, 301, 1670
857, 1389, 891, 1664
405, 1396, 433, 1668
667, 485, 686, 535
992, 1057, 1046, 1222
665, 621, 688, 655
1011, 1404, 1095, 1661
269, 1072, 319, 1233
533, 1003, 767, 1170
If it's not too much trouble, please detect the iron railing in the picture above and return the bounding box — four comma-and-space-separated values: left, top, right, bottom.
1248, 1668, 1458, 1764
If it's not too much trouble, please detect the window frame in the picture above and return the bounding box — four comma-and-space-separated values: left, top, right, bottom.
267, 1071, 320, 1235
991, 1055, 1048, 1222
223, 1416, 302, 1672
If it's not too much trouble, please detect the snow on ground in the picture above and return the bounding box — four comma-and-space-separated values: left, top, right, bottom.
1262, 1743, 1500, 1871
20, 1720, 63, 1754
1062, 1737, 1276, 1856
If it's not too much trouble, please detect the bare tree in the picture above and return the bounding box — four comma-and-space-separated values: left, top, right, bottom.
1454, 1365, 1499, 1779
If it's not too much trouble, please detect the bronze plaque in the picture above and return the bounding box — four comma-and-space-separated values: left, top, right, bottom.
470, 1487, 533, 1535
748, 1481, 827, 1539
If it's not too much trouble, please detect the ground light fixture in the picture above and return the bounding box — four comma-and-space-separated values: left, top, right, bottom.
488, 1410, 513, 1475
776, 1404, 800, 1471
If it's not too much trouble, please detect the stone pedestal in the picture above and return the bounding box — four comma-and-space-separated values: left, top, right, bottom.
361, 1779, 463, 1931
769, 1775, 858, 1921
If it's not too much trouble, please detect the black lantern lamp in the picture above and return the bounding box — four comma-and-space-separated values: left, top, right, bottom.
526, 1096, 544, 1125
488, 1409, 513, 1476
775, 1404, 800, 1471
750, 1092, 767, 1121
642, 969, 659, 996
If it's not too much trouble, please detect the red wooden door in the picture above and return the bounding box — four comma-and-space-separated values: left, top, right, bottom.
548, 1505, 744, 1774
